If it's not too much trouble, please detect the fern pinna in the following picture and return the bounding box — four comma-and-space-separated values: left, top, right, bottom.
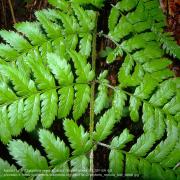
0, 0, 180, 179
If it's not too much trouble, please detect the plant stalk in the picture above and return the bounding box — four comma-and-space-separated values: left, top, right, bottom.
89, 12, 98, 180
8, 0, 16, 24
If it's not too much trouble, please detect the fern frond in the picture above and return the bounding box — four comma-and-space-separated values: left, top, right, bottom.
93, 108, 116, 142
0, 44, 19, 61
35, 10, 62, 39
47, 53, 74, 85
63, 119, 92, 155
48, 0, 69, 10
152, 27, 180, 59
112, 88, 127, 120
58, 86, 74, 118
71, 0, 104, 8
0, 30, 32, 52
109, 150, 124, 175
14, 22, 47, 46
94, 70, 109, 114
71, 155, 89, 179
41, 90, 58, 128
39, 129, 69, 166
0, 159, 25, 179
8, 140, 48, 170
73, 84, 91, 120
110, 129, 134, 149
23, 94, 40, 132
146, 117, 179, 162
0, 107, 11, 144
69, 50, 95, 83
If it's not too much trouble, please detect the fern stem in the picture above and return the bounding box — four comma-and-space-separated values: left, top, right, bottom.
8, 0, 16, 24
90, 12, 98, 179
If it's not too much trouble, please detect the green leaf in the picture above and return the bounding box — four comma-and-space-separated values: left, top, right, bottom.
146, 117, 179, 162
0, 158, 25, 179
39, 129, 69, 166
0, 64, 36, 96
108, 7, 120, 31
15, 22, 46, 45
26, 51, 55, 89
129, 133, 156, 157
58, 86, 74, 118
0, 44, 19, 60
0, 107, 11, 144
41, 90, 58, 128
93, 108, 116, 142
24, 94, 40, 132
111, 129, 134, 149
8, 100, 24, 136
112, 88, 127, 120
69, 50, 95, 83
106, 46, 123, 64
79, 34, 92, 57
35, 10, 61, 38
71, 155, 89, 180
109, 150, 124, 175
0, 30, 32, 52
94, 71, 109, 114
150, 79, 176, 107
72, 3, 95, 31
48, 0, 69, 10
73, 84, 91, 120
47, 53, 74, 85
0, 82, 17, 104
63, 119, 92, 156
8, 140, 48, 170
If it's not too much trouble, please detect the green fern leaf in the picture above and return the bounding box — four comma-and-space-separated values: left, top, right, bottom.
0, 159, 25, 179
108, 7, 120, 32
146, 117, 179, 162
47, 53, 74, 85
8, 99, 24, 136
0, 30, 32, 52
8, 140, 48, 170
150, 79, 176, 107
35, 10, 61, 39
109, 150, 124, 175
63, 119, 92, 156
41, 90, 58, 128
79, 34, 92, 57
0, 107, 11, 144
161, 142, 180, 168
23, 94, 40, 132
93, 108, 116, 142
71, 155, 89, 180
58, 86, 74, 118
72, 3, 95, 31
111, 129, 134, 149
0, 64, 36, 96
116, 0, 138, 12
26, 52, 55, 89
0, 44, 19, 60
39, 129, 69, 166
48, 0, 69, 10
112, 88, 127, 120
73, 84, 91, 120
15, 22, 47, 45
94, 70, 109, 114
0, 82, 17, 104
69, 50, 95, 83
